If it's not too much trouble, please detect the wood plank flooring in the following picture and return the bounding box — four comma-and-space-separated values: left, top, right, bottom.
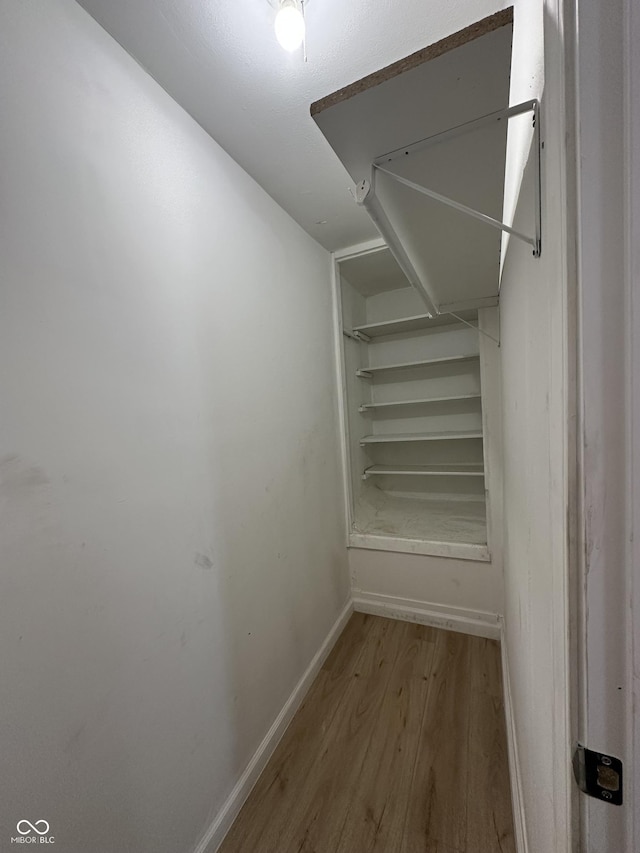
218, 614, 515, 853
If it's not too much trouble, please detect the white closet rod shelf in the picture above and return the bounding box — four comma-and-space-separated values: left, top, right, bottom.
352, 311, 477, 339
362, 464, 485, 480
359, 393, 481, 412
360, 429, 483, 445
356, 353, 479, 378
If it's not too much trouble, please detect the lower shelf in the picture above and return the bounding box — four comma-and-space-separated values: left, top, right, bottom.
352, 490, 487, 547
349, 532, 490, 562
360, 429, 483, 445
362, 464, 485, 479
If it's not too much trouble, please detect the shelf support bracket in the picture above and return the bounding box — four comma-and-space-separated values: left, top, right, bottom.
374, 163, 538, 254
354, 99, 542, 311
448, 311, 501, 348
353, 330, 371, 342
343, 329, 371, 343
372, 98, 542, 258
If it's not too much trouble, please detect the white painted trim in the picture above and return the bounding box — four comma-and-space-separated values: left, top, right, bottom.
573, 0, 628, 848
624, 0, 639, 846
349, 532, 490, 562
352, 590, 500, 639
623, 0, 640, 850
477, 306, 503, 570
330, 253, 354, 546
192, 599, 354, 853
332, 236, 386, 261
500, 623, 529, 853
332, 238, 396, 545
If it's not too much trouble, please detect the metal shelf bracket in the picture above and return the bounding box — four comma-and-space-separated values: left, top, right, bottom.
343, 329, 371, 343
354, 100, 542, 308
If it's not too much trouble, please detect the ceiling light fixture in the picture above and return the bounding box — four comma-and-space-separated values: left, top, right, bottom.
274, 0, 306, 55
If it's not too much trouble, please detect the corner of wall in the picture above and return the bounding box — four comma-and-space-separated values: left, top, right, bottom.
193, 599, 353, 853
500, 619, 530, 853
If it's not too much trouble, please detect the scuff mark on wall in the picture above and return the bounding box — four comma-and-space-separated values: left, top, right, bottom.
193, 552, 213, 570
0, 454, 50, 492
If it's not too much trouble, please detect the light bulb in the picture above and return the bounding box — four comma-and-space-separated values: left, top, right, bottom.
274, 2, 305, 52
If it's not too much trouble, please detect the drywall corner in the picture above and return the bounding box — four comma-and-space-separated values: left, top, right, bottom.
193, 599, 353, 853
501, 621, 530, 853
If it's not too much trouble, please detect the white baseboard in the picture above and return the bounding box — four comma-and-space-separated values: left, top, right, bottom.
500, 625, 529, 853
192, 598, 354, 853
352, 590, 500, 639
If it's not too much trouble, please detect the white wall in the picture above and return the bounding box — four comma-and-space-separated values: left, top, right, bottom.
0, 2, 350, 852
499, 0, 572, 851
350, 548, 502, 628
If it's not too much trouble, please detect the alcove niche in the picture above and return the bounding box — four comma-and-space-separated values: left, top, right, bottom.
336, 244, 500, 561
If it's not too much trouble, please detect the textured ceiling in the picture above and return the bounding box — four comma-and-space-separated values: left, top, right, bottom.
75, 0, 508, 251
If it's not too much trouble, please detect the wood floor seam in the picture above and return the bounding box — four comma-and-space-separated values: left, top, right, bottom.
396, 630, 439, 853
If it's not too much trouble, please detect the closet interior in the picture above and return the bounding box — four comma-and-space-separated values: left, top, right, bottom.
337, 246, 497, 559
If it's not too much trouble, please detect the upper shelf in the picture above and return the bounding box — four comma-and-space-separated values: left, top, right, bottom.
359, 393, 481, 412
357, 353, 479, 377
360, 430, 483, 444
362, 463, 485, 479
312, 9, 517, 315
352, 309, 478, 339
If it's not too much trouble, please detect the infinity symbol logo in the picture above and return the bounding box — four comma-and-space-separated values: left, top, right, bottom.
17, 820, 50, 836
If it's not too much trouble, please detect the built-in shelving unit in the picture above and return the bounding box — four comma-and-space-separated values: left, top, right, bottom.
337, 245, 491, 556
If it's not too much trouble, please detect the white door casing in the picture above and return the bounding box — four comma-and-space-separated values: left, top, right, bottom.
574, 0, 638, 848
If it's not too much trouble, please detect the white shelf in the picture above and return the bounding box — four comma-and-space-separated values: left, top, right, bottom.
360, 429, 483, 445
353, 310, 477, 339
357, 353, 479, 377
363, 464, 485, 479
359, 393, 481, 412
349, 532, 491, 561
312, 10, 516, 314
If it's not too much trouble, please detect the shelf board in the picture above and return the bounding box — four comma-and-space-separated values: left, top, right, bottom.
353, 309, 478, 338
363, 464, 485, 479
357, 353, 479, 377
349, 532, 490, 561
360, 429, 483, 444
312, 10, 514, 314
359, 393, 481, 412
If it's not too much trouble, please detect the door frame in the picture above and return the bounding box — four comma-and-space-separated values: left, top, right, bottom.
572, 0, 638, 848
